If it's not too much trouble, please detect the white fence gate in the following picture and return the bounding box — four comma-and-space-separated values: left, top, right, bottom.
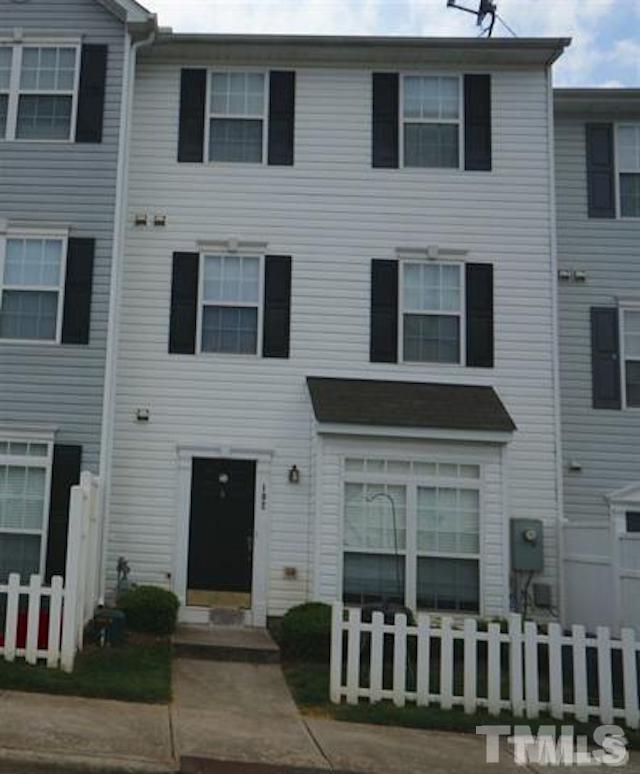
330, 603, 640, 729
0, 472, 101, 672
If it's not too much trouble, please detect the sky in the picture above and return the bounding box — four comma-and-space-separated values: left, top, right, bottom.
142, 0, 640, 87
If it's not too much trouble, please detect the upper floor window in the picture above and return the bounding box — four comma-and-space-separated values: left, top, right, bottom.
208, 72, 266, 163
401, 261, 463, 363
627, 511, 640, 533
0, 235, 67, 342
199, 253, 262, 354
617, 125, 640, 218
402, 76, 461, 169
622, 308, 640, 408
0, 44, 79, 142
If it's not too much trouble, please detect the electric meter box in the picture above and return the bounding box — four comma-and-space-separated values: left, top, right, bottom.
510, 518, 544, 572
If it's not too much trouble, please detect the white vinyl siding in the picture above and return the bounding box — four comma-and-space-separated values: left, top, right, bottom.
617, 125, 640, 219
0, 439, 52, 582
401, 75, 462, 169
0, 43, 79, 142
401, 261, 464, 364
0, 235, 67, 343
207, 71, 267, 164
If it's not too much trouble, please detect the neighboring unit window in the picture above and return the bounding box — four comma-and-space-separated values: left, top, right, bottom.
342, 458, 481, 613
402, 76, 460, 168
617, 125, 640, 218
626, 511, 640, 533
208, 72, 265, 163
16, 47, 77, 140
0, 440, 51, 582
402, 261, 463, 363
0, 236, 66, 341
200, 254, 261, 354
0, 47, 11, 139
623, 309, 640, 407
343, 483, 407, 606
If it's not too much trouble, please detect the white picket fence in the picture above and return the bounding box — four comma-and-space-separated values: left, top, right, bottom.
330, 602, 640, 729
0, 472, 101, 672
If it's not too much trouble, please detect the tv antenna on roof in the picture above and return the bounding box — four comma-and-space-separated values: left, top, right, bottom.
446, 0, 497, 37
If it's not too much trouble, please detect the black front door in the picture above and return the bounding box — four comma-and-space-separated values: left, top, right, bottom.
187, 458, 256, 593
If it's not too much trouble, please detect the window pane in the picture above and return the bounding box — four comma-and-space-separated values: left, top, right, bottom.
617, 126, 640, 170
210, 72, 264, 117
403, 263, 461, 312
20, 47, 76, 91
417, 557, 479, 612
209, 118, 263, 163
0, 48, 11, 90
620, 174, 640, 218
203, 255, 259, 303
344, 482, 406, 551
343, 553, 405, 606
0, 94, 7, 138
624, 310, 640, 358
0, 290, 58, 340
626, 361, 640, 408
4, 238, 63, 287
202, 306, 257, 354
403, 76, 459, 120
404, 123, 459, 168
403, 314, 459, 363
0, 464, 46, 530
417, 486, 479, 555
16, 95, 72, 140
0, 534, 41, 583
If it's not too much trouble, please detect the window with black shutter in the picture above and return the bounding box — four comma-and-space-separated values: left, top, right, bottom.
590, 307, 621, 409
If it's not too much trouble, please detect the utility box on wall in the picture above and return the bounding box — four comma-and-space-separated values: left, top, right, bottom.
510, 519, 544, 572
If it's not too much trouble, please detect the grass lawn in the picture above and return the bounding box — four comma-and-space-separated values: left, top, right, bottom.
283, 661, 640, 750
0, 636, 171, 704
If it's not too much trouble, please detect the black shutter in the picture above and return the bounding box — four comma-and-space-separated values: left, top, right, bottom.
466, 263, 494, 368
591, 307, 621, 409
370, 259, 398, 362
169, 252, 199, 354
263, 255, 292, 358
178, 69, 207, 163
268, 71, 295, 166
61, 238, 95, 345
586, 124, 615, 218
464, 74, 492, 171
372, 73, 399, 169
75, 44, 108, 143
45, 445, 82, 582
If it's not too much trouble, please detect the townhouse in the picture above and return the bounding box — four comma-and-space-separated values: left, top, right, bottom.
555, 89, 640, 632
0, 0, 154, 586
102, 32, 569, 625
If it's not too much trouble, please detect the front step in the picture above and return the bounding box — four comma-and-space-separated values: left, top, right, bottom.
173, 624, 280, 664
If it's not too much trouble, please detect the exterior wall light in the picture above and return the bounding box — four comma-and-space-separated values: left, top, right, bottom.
288, 465, 300, 484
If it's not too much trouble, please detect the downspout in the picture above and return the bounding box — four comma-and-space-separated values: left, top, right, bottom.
97, 23, 156, 602
546, 63, 566, 625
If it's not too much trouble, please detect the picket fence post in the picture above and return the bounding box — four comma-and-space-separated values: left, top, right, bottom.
4, 573, 20, 663
346, 607, 361, 705
60, 481, 84, 672
329, 602, 343, 704
25, 574, 41, 665
47, 575, 64, 668
463, 618, 477, 714
440, 617, 453, 710
509, 614, 524, 716
622, 628, 640, 730
416, 613, 431, 706
369, 611, 384, 703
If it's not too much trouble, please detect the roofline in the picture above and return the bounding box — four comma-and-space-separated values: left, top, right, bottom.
555, 88, 640, 100
554, 87, 640, 117
148, 33, 570, 67
96, 0, 156, 30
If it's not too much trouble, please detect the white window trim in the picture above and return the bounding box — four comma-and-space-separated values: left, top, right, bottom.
196, 251, 265, 357
0, 228, 69, 345
0, 41, 81, 143
341, 456, 483, 614
399, 73, 464, 171
614, 122, 640, 221
619, 303, 640, 410
204, 68, 269, 166
0, 437, 53, 581
398, 258, 466, 366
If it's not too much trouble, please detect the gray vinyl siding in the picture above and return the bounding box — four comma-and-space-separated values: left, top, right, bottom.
0, 0, 125, 471
556, 116, 640, 523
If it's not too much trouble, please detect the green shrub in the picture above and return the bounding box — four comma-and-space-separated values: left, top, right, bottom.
118, 586, 180, 635
280, 603, 332, 663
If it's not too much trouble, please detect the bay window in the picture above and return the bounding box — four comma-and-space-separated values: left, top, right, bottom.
342, 458, 481, 613
0, 440, 51, 582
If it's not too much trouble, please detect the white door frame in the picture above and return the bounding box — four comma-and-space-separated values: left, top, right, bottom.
175, 443, 273, 627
